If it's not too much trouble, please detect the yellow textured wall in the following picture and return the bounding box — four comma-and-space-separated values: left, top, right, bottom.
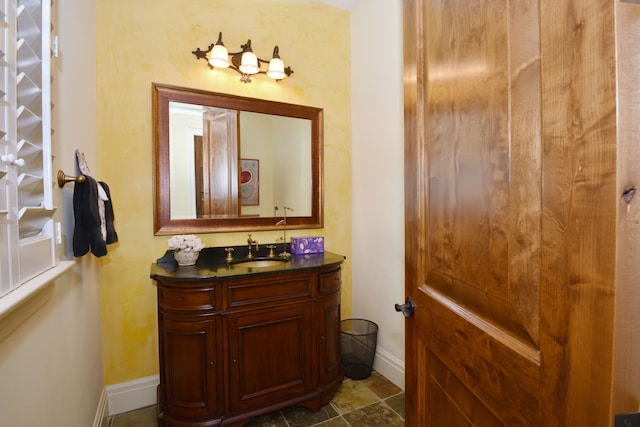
96, 0, 351, 385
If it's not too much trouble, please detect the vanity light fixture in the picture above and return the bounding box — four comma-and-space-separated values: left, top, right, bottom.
192, 32, 294, 84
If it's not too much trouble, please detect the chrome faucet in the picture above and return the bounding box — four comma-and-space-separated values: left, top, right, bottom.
247, 234, 259, 258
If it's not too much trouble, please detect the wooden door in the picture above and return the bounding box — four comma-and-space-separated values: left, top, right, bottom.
402, 0, 636, 425
317, 292, 341, 386
226, 304, 314, 413
202, 107, 240, 216
317, 268, 342, 387
159, 317, 220, 422
194, 135, 204, 216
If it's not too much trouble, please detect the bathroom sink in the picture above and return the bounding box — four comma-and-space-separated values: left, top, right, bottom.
230, 258, 288, 268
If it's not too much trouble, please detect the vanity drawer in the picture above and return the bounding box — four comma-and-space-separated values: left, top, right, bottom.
318, 268, 341, 294
159, 285, 217, 311
227, 274, 314, 309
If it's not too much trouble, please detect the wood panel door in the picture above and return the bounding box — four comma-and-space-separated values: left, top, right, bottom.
202, 107, 240, 216
317, 292, 342, 386
227, 304, 314, 413
159, 317, 220, 421
402, 0, 635, 425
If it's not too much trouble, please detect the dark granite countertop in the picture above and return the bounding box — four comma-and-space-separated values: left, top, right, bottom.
150, 245, 345, 282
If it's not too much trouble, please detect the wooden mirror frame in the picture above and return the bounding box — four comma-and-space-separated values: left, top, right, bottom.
152, 83, 324, 235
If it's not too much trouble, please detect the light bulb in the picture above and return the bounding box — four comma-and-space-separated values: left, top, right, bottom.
209, 44, 229, 68
267, 57, 286, 79
239, 51, 259, 74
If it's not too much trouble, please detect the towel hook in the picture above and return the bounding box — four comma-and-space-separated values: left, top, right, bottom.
57, 170, 86, 188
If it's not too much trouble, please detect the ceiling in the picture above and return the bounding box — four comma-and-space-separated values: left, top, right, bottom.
288, 0, 359, 10
319, 0, 358, 9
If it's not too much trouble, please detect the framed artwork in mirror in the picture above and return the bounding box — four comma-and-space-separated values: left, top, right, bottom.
240, 158, 259, 206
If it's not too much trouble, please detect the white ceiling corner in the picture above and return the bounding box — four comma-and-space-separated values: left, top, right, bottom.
320, 0, 359, 10
287, 0, 359, 11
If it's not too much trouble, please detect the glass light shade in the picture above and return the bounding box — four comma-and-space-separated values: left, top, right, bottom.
209, 44, 229, 68
267, 57, 286, 80
239, 51, 259, 74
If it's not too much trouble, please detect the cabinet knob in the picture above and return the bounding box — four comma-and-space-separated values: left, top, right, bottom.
209, 361, 214, 367
320, 336, 326, 341
179, 297, 184, 302
1, 154, 24, 167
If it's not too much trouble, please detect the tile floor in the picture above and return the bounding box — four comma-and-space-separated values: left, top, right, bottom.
107, 371, 405, 427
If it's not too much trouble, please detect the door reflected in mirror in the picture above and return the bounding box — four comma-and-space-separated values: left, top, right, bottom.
153, 83, 323, 235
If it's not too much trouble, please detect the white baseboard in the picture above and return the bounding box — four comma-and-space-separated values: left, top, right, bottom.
98, 352, 404, 419
372, 346, 405, 390
91, 387, 109, 427
105, 375, 159, 416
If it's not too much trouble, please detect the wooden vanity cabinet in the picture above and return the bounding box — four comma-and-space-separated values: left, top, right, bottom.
154, 265, 343, 427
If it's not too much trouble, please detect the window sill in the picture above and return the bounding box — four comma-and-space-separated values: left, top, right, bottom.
0, 260, 76, 342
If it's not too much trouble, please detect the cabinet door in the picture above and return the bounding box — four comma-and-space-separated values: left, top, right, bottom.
159, 316, 220, 421
227, 304, 313, 413
317, 292, 341, 386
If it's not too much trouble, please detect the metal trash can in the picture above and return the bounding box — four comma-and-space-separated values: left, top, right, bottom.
340, 318, 378, 380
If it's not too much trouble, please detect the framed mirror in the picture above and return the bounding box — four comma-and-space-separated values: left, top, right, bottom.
152, 83, 324, 235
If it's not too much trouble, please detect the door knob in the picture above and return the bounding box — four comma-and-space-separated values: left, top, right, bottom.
395, 297, 415, 318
